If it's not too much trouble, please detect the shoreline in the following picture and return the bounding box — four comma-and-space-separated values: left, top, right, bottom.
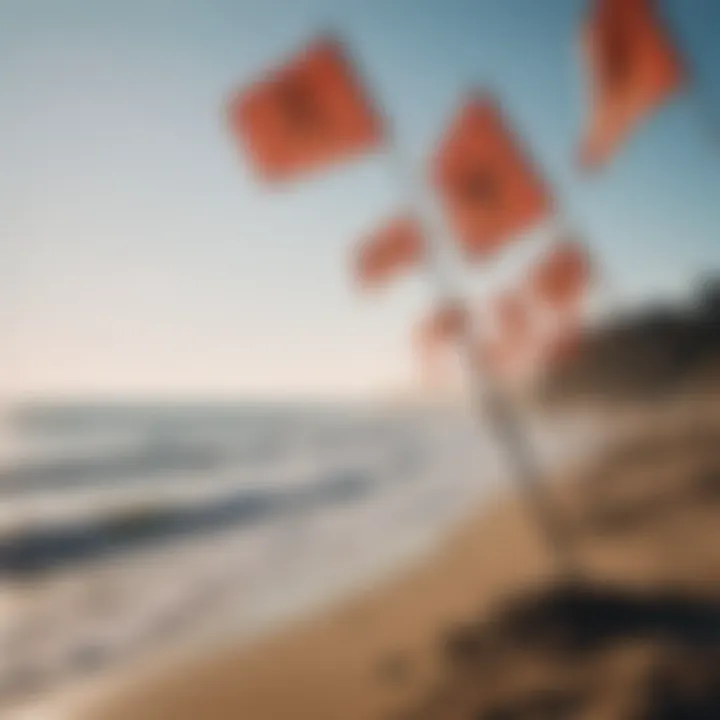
81, 397, 720, 719
11, 396, 720, 719
83, 494, 555, 719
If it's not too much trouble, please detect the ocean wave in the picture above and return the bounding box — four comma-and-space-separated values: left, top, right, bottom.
0, 402, 603, 715
1, 464, 377, 577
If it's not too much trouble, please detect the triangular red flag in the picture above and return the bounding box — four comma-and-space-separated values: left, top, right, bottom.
416, 302, 469, 350
413, 302, 468, 392
228, 37, 383, 181
476, 291, 535, 381
433, 94, 553, 259
529, 241, 592, 314
579, 0, 686, 170
354, 216, 424, 289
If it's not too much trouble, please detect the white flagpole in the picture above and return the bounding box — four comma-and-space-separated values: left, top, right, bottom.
373, 93, 582, 577
391, 140, 580, 576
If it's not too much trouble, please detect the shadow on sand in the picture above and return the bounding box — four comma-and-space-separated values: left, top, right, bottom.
399, 581, 720, 719
396, 423, 720, 719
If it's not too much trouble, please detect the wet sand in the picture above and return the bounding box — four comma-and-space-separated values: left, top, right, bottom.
83, 399, 720, 719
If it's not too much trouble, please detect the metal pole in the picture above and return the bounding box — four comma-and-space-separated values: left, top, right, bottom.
336, 30, 580, 577
382, 129, 581, 578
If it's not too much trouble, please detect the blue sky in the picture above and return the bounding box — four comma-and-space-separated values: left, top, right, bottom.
1, 0, 718, 399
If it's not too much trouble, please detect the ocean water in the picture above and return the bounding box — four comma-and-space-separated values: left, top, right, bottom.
0, 400, 603, 716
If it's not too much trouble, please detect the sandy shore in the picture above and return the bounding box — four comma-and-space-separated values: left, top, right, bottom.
82, 399, 720, 719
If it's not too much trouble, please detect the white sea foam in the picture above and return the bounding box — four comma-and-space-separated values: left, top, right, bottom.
0, 402, 606, 717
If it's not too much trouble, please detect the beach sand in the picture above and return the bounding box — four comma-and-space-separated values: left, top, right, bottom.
83, 399, 720, 719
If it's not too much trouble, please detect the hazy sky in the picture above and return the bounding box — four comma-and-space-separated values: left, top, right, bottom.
1, 0, 718, 399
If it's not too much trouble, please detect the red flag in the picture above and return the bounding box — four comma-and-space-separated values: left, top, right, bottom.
416, 335, 454, 393
413, 303, 468, 392
491, 292, 531, 344
477, 292, 534, 379
529, 241, 591, 313
543, 326, 584, 371
417, 302, 469, 350
433, 94, 553, 259
579, 0, 686, 170
228, 37, 383, 181
354, 216, 424, 288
